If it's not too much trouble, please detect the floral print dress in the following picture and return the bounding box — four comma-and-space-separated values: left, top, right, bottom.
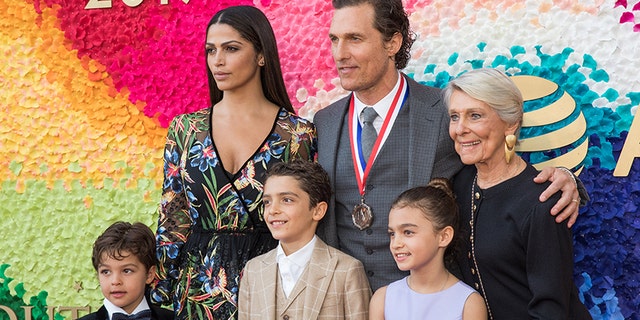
151, 107, 316, 319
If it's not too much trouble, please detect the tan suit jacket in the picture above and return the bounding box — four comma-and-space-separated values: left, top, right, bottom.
238, 238, 371, 320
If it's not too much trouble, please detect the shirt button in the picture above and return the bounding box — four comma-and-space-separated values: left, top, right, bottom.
366, 229, 373, 235
471, 268, 476, 275
366, 248, 373, 255
283, 315, 289, 320
475, 283, 480, 290
367, 270, 374, 277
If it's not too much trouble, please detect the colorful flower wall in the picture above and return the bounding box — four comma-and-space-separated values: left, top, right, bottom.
1, 0, 639, 319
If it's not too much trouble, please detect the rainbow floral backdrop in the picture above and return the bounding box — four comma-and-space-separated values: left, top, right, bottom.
1, 0, 639, 319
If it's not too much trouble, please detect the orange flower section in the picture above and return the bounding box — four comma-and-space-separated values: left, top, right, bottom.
0, 1, 166, 192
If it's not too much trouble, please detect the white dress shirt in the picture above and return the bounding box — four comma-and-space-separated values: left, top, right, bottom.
354, 72, 403, 133
276, 235, 317, 297
103, 296, 150, 319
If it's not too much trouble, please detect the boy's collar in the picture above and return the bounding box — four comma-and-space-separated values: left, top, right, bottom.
103, 296, 150, 318
276, 235, 317, 259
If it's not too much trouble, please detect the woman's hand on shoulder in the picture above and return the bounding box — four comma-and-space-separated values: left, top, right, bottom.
534, 166, 580, 227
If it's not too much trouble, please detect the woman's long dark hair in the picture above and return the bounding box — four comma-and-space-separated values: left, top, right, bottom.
206, 6, 293, 112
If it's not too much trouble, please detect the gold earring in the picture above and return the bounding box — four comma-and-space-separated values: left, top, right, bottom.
505, 134, 517, 164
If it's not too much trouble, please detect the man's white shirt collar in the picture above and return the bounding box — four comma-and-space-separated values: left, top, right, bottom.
354, 72, 403, 132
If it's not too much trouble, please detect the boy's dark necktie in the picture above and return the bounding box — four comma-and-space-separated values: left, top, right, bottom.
112, 310, 152, 320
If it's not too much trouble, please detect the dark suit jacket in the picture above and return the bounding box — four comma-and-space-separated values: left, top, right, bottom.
314, 74, 462, 247
77, 304, 174, 320
313, 73, 588, 290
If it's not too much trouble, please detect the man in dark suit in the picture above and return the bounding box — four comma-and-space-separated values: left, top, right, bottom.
314, 0, 583, 290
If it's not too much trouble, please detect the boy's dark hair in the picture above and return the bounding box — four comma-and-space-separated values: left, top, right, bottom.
92, 221, 156, 271
332, 0, 414, 70
265, 160, 332, 208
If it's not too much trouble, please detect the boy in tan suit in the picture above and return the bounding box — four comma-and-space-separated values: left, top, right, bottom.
238, 161, 371, 320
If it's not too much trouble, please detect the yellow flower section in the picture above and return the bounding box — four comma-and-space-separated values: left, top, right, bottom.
0, 1, 168, 314
0, 1, 167, 192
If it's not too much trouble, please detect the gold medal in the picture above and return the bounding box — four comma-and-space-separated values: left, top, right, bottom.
352, 198, 373, 230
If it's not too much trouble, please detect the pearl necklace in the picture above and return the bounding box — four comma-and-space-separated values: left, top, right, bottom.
470, 174, 494, 320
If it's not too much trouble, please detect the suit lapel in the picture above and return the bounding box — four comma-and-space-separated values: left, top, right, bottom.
302, 240, 336, 319
315, 97, 351, 247
406, 75, 439, 186
320, 96, 350, 185
259, 251, 279, 320
96, 306, 108, 320
280, 266, 308, 312
278, 240, 336, 318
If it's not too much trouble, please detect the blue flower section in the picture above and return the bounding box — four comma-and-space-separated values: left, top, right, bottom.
254, 133, 286, 164
201, 254, 216, 294
189, 136, 219, 172
520, 87, 564, 113
163, 149, 183, 193
574, 161, 640, 319
186, 190, 199, 220
578, 273, 624, 319
268, 134, 286, 157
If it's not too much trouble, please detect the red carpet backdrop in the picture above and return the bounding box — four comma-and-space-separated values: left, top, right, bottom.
1, 0, 639, 319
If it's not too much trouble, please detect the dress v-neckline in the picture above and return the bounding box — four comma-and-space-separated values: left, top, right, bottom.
210, 107, 282, 180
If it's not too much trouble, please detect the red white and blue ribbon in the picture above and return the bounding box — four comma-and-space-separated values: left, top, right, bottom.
348, 75, 408, 196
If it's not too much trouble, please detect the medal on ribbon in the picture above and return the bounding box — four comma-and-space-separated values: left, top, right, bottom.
352, 198, 373, 230
348, 75, 407, 230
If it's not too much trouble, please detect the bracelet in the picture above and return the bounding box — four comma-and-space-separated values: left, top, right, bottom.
557, 166, 578, 188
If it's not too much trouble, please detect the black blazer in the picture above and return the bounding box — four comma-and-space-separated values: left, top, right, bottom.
77, 305, 174, 320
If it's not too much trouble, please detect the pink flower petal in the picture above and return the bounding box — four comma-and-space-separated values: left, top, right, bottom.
620, 11, 635, 23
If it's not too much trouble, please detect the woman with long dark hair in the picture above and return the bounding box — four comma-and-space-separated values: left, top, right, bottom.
151, 6, 316, 319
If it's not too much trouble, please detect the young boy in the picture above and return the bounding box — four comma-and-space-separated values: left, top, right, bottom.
79, 221, 174, 320
238, 161, 371, 320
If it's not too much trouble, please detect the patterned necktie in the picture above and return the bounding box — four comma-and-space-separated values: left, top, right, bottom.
112, 310, 152, 320
360, 107, 379, 160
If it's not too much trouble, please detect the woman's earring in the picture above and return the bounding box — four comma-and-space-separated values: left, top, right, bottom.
258, 60, 265, 66
504, 134, 517, 164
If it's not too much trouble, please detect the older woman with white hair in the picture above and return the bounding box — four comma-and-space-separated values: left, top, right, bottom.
444, 68, 591, 319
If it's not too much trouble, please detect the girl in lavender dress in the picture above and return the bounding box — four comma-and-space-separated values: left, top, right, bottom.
369, 178, 487, 320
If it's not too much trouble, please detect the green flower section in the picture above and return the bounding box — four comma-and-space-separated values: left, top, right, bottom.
0, 264, 62, 320
0, 179, 161, 317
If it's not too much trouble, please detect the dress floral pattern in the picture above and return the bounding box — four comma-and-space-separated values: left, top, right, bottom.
151, 107, 316, 319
